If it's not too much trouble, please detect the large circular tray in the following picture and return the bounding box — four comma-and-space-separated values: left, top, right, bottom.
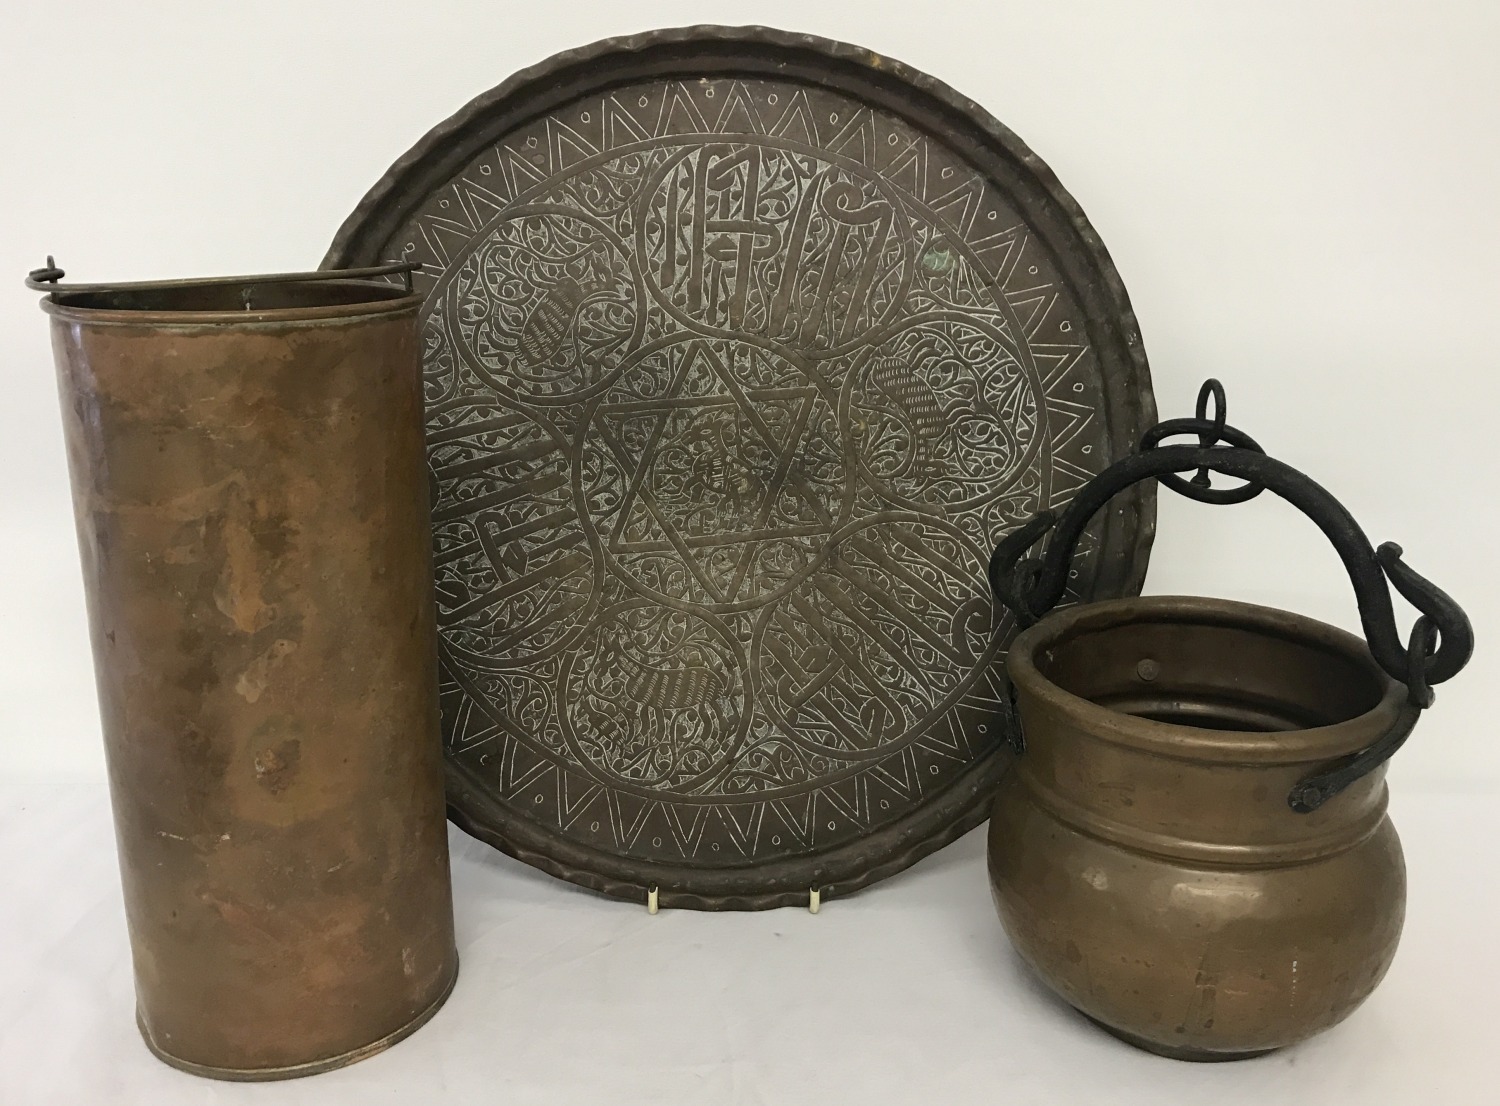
326, 26, 1155, 909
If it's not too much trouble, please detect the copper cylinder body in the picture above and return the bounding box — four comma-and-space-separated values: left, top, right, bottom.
43, 277, 459, 1079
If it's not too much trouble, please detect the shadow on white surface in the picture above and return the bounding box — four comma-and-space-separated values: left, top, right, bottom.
2, 777, 1493, 1104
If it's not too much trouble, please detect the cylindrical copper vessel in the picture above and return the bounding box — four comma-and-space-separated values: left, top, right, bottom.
989, 596, 1408, 1060
38, 265, 459, 1080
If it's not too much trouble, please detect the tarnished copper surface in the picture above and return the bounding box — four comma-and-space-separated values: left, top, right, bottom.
988, 597, 1408, 1060
326, 26, 1156, 909
43, 275, 458, 1079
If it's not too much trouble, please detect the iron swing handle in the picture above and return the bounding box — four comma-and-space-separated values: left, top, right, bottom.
988, 380, 1473, 812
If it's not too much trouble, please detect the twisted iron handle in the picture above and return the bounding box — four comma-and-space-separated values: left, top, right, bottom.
989, 380, 1473, 811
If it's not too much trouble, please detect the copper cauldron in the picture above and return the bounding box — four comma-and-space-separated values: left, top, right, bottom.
985, 381, 1472, 1061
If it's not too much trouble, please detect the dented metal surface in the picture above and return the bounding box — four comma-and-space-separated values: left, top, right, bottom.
984, 381, 1472, 1060
39, 268, 458, 1079
989, 596, 1410, 1060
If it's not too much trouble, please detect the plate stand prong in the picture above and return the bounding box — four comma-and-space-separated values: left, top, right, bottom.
647, 887, 659, 915
809, 888, 821, 914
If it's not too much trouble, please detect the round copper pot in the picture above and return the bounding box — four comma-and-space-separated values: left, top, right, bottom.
40, 268, 459, 1079
988, 595, 1408, 1061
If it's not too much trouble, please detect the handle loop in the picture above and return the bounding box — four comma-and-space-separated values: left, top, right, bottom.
989, 380, 1473, 811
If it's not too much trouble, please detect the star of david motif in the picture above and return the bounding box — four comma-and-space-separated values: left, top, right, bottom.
592, 339, 843, 607
334, 46, 1154, 905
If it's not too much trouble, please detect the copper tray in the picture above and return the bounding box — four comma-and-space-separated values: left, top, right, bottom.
325, 26, 1155, 909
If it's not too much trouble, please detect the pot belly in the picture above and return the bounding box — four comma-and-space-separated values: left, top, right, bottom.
987, 770, 1406, 1059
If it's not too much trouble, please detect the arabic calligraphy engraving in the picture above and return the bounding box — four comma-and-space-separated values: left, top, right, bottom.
393, 78, 1108, 867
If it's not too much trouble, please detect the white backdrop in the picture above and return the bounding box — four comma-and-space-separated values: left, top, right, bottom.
2, 0, 1494, 786
1, 3, 1496, 1103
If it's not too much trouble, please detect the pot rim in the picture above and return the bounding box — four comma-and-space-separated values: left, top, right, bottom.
1006, 594, 1406, 765
40, 280, 421, 328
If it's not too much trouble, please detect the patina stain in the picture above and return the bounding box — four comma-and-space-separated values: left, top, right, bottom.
41, 270, 458, 1080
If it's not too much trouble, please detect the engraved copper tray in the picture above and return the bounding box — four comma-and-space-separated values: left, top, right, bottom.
325, 26, 1155, 909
